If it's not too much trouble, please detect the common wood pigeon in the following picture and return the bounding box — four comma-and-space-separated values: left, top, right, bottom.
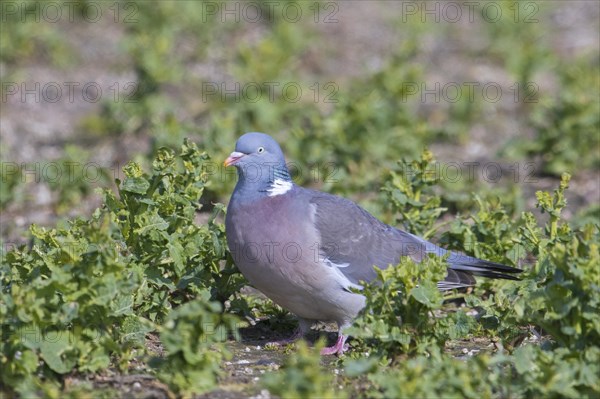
224, 132, 521, 355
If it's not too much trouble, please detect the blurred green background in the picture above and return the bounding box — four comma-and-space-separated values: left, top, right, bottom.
1, 0, 599, 242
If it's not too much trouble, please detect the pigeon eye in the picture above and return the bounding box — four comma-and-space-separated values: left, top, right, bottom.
257, 147, 265, 154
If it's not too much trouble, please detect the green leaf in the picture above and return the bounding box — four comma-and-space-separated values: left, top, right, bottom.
121, 176, 150, 194
20, 350, 39, 373
111, 295, 134, 316
83, 348, 111, 372
513, 346, 536, 374
39, 330, 75, 374
345, 357, 380, 377
134, 212, 169, 235
167, 241, 185, 273
410, 282, 442, 308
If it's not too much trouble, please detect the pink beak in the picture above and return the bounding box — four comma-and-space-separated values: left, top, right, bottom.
223, 151, 245, 167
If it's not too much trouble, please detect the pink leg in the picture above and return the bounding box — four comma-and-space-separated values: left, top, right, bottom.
320, 334, 349, 356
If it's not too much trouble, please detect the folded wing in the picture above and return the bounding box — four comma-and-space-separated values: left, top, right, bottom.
307, 189, 521, 290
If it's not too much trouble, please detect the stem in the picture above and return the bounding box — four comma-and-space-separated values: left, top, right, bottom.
550, 216, 557, 240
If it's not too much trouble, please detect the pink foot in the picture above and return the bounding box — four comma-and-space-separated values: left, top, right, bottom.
267, 328, 303, 347
320, 334, 348, 356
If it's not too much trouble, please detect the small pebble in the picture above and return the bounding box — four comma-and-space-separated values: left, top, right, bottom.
236, 359, 250, 364
245, 347, 251, 352
256, 359, 276, 366
462, 348, 469, 354
256, 345, 261, 350
133, 382, 141, 390
249, 389, 271, 399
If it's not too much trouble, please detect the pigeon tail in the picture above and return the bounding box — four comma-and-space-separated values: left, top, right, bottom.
448, 256, 522, 281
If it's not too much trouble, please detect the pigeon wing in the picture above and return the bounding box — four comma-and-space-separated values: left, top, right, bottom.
306, 189, 521, 289
307, 189, 430, 284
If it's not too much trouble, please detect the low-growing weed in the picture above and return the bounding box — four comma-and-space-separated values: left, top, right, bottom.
502, 56, 600, 175
263, 339, 345, 399
0, 140, 245, 396
341, 171, 599, 398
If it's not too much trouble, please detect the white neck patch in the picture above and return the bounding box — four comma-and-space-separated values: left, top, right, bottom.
267, 178, 292, 197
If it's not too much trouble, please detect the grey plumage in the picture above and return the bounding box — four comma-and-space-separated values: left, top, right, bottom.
224, 132, 521, 355
309, 190, 520, 289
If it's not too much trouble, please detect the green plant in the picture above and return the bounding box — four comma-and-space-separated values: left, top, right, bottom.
152, 291, 240, 395
44, 145, 112, 213
0, 0, 72, 66
263, 339, 345, 399
1, 216, 150, 396
0, 140, 245, 396
482, 0, 552, 86
347, 256, 477, 359
503, 57, 600, 175
0, 160, 22, 209
342, 173, 599, 399
103, 141, 246, 319
382, 149, 447, 238
461, 174, 599, 349
440, 195, 527, 266
347, 344, 599, 399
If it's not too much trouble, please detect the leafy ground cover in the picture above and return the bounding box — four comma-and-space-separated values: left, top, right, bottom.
2, 144, 598, 398
1, 0, 599, 397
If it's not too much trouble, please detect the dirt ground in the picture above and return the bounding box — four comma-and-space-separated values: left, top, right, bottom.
61, 322, 339, 398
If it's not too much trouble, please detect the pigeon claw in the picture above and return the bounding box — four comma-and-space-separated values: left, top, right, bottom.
320, 334, 348, 356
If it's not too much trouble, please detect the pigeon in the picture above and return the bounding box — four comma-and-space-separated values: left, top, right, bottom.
224, 132, 521, 355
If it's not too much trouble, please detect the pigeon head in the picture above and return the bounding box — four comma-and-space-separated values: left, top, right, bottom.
224, 132, 292, 197
224, 132, 285, 168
